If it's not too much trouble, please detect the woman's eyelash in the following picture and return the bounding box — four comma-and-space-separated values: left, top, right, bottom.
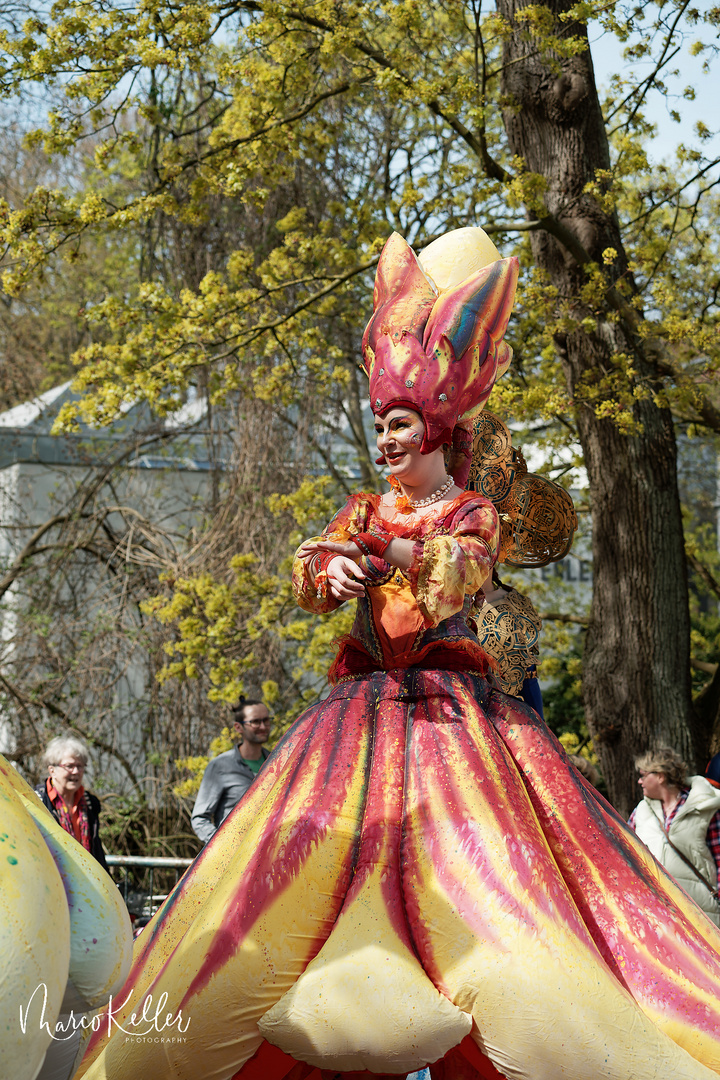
375, 418, 412, 434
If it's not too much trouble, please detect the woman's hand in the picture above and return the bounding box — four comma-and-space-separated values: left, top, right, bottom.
298, 538, 361, 560
327, 555, 366, 600
296, 538, 365, 600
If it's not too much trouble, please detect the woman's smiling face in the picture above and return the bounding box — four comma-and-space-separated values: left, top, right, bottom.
374, 407, 426, 480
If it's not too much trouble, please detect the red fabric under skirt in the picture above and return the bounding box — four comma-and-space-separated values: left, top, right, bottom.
328, 635, 493, 684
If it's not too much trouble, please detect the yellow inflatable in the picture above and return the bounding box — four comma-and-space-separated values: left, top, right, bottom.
0, 755, 132, 1080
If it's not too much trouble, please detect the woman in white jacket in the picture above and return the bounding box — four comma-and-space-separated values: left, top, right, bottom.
630, 746, 720, 925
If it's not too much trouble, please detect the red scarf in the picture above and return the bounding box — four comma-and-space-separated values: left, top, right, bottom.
46, 779, 92, 853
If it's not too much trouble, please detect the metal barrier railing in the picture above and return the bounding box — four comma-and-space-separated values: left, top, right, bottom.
106, 854, 194, 914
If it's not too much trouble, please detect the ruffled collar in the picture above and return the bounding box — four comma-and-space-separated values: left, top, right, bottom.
358, 486, 480, 536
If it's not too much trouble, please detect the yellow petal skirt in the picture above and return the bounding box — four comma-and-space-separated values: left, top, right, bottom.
76, 670, 720, 1080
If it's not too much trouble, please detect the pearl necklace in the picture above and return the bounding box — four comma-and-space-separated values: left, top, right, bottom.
397, 475, 453, 509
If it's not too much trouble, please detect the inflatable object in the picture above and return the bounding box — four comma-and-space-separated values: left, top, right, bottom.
0, 754, 133, 1080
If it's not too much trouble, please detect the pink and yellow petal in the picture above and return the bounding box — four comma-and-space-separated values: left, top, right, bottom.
260, 686, 470, 1073
0, 761, 70, 1080
80, 691, 372, 1080
488, 693, 720, 1071
403, 681, 717, 1080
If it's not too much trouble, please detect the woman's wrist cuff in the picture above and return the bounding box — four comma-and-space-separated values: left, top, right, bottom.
351, 530, 392, 559
307, 551, 338, 598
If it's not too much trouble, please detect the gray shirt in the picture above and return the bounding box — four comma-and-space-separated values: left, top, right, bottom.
191, 747, 269, 844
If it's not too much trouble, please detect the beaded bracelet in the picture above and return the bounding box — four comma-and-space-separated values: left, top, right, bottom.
310, 551, 338, 599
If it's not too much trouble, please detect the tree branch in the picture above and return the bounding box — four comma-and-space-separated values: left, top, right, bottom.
276, 409, 353, 495
539, 611, 590, 625
0, 672, 140, 788
172, 76, 374, 178
0, 429, 184, 600
687, 552, 720, 601
278, 4, 513, 184
692, 659, 718, 676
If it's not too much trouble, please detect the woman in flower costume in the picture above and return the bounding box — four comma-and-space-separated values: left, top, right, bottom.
78, 229, 720, 1080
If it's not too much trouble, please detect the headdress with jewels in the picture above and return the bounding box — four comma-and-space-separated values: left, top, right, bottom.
361, 228, 519, 487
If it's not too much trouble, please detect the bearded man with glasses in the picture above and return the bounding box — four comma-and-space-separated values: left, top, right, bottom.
191, 698, 272, 845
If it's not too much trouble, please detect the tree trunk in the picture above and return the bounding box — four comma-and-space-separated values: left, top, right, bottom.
497, 0, 700, 815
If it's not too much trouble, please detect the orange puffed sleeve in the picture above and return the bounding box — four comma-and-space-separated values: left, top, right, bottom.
407, 498, 499, 628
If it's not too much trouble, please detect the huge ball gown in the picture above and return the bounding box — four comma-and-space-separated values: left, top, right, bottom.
77, 490, 720, 1080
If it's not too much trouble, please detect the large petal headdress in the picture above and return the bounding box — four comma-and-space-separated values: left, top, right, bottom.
361, 228, 519, 485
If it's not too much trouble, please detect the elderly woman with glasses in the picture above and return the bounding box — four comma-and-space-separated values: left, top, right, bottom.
35, 734, 109, 871
630, 746, 720, 926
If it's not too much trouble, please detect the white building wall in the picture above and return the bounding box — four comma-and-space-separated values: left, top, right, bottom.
0, 458, 210, 784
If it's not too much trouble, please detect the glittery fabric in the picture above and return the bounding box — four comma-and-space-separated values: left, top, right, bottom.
293, 491, 499, 643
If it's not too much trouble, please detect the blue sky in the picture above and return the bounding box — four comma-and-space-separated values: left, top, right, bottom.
589, 17, 719, 164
